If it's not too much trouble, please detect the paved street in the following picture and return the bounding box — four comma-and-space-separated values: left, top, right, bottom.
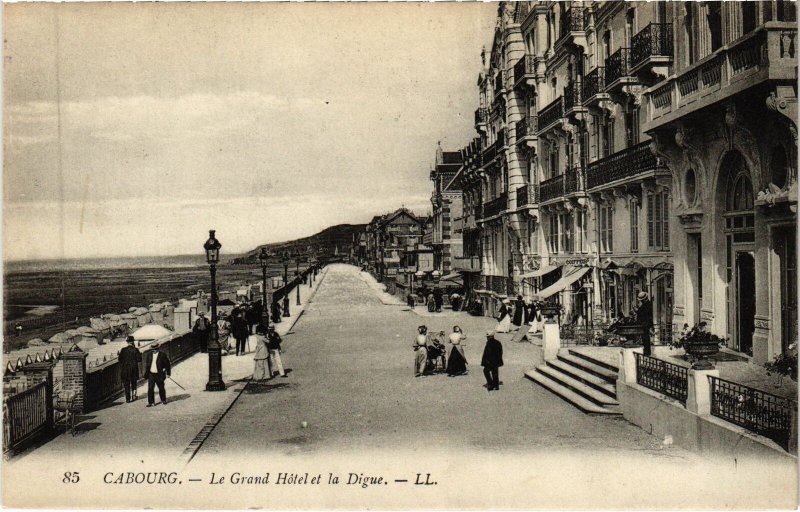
197, 264, 686, 455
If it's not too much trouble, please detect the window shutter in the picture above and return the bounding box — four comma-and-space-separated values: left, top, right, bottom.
608, 206, 613, 252
647, 194, 655, 248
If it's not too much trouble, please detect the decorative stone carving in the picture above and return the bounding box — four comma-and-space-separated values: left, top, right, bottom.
754, 317, 771, 331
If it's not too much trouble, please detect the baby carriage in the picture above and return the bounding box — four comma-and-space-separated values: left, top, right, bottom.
426, 334, 447, 373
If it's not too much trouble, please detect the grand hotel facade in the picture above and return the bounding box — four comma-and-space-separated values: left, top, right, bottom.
450, 0, 796, 365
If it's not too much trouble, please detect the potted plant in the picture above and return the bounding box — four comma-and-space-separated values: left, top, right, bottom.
606, 314, 642, 346
764, 343, 798, 385
539, 301, 564, 319
670, 322, 727, 370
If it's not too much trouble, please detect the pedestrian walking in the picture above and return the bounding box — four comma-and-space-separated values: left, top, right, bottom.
446, 326, 468, 376
413, 325, 429, 377
253, 326, 272, 382
635, 291, 653, 356
143, 341, 171, 407
119, 335, 142, 402
495, 299, 512, 333
271, 301, 282, 324
192, 311, 211, 353
266, 325, 287, 378
433, 288, 443, 312
232, 310, 249, 356
512, 295, 526, 329
481, 331, 503, 392
245, 304, 260, 334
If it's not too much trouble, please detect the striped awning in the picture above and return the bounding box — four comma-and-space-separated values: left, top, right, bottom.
532, 266, 592, 300
520, 264, 560, 279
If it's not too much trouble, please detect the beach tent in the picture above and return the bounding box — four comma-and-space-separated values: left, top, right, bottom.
76, 326, 101, 344
48, 332, 72, 344
26, 338, 46, 347
120, 313, 138, 329
132, 324, 173, 343
148, 303, 165, 325
89, 317, 112, 340
128, 307, 138, 313
133, 307, 151, 325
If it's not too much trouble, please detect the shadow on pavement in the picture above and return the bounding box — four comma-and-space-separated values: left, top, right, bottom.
167, 393, 191, 402
244, 382, 293, 394
74, 422, 101, 435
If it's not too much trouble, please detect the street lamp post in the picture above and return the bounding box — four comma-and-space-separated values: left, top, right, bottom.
296, 260, 301, 306
282, 254, 291, 317
203, 230, 225, 392
259, 247, 269, 325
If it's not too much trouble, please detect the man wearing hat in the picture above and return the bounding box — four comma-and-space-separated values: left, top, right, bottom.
193, 311, 211, 353
119, 335, 142, 403
266, 325, 286, 378
143, 341, 171, 407
481, 331, 504, 392
635, 291, 654, 356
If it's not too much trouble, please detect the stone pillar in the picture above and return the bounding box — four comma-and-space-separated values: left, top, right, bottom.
542, 318, 561, 361
21, 361, 55, 428
686, 368, 719, 416
618, 346, 643, 384
61, 346, 89, 413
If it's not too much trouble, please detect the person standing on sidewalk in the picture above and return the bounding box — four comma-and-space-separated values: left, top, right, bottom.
232, 309, 249, 356
119, 336, 142, 402
413, 325, 429, 377
192, 312, 211, 353
635, 291, 653, 356
253, 325, 272, 381
144, 341, 171, 406
266, 325, 287, 378
481, 331, 503, 392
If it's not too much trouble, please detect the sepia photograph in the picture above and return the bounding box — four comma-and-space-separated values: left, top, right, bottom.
2, 1, 799, 509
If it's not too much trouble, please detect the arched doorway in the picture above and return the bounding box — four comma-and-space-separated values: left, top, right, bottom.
721, 151, 755, 355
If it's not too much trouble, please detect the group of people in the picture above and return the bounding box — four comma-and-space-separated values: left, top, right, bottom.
494, 295, 544, 334
119, 335, 172, 407
406, 289, 464, 313
412, 325, 504, 392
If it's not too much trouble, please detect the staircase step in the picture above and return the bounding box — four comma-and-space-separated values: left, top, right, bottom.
539, 363, 618, 403
525, 370, 620, 415
568, 349, 619, 373
546, 359, 617, 398
557, 354, 618, 384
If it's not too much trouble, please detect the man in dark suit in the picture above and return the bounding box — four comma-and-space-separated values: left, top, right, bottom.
144, 341, 171, 407
193, 312, 211, 353
231, 309, 250, 356
636, 291, 654, 356
481, 331, 504, 392
119, 336, 142, 403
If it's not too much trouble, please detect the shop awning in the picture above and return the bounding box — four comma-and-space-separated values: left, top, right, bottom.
532, 267, 592, 300
520, 264, 560, 279
441, 273, 462, 281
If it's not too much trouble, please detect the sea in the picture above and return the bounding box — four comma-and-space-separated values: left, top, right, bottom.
3, 254, 305, 342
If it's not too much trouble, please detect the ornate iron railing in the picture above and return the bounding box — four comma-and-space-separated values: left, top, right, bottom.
538, 97, 563, 132
583, 67, 605, 100
605, 47, 632, 86
709, 376, 796, 450
513, 55, 536, 87
586, 141, 660, 189
631, 23, 674, 69
558, 8, 585, 42
516, 184, 539, 207
564, 80, 583, 112
635, 353, 688, 404
539, 174, 565, 203
515, 117, 537, 142
483, 192, 508, 218
474, 107, 488, 126
494, 71, 506, 98
4, 381, 49, 452
564, 166, 584, 194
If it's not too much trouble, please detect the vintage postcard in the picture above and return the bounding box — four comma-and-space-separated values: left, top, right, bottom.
3, 1, 798, 509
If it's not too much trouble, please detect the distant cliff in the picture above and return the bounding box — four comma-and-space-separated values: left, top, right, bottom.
232, 224, 366, 264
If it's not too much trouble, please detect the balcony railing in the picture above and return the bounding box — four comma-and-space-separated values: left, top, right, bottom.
539, 174, 565, 203
516, 183, 539, 207
452, 256, 480, 273
482, 129, 505, 164
474, 107, 488, 126
564, 80, 583, 112
482, 192, 508, 218
631, 23, 674, 70
513, 55, 536, 88
635, 353, 688, 404
583, 67, 605, 101
558, 9, 585, 43
564, 166, 585, 194
537, 97, 563, 132
586, 141, 661, 189
494, 71, 506, 98
515, 117, 537, 144
605, 47, 632, 87
710, 376, 797, 451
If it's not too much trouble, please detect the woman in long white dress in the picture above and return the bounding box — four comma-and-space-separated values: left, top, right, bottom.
495, 300, 512, 333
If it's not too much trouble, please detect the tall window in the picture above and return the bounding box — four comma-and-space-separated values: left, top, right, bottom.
742, 2, 757, 35
602, 31, 611, 63
591, 115, 600, 159
707, 2, 723, 53
560, 213, 574, 253
647, 190, 671, 251
685, 2, 695, 65
548, 215, 560, 254
548, 141, 560, 178
625, 107, 640, 147
601, 116, 614, 158
576, 209, 587, 252
630, 200, 639, 253
599, 203, 614, 253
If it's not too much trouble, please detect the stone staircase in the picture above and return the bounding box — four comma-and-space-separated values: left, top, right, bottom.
525, 348, 621, 415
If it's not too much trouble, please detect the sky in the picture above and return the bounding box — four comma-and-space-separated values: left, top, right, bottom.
3, 2, 497, 261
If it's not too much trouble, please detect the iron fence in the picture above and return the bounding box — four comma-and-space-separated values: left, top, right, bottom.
605, 47, 631, 86
586, 140, 660, 189
537, 97, 563, 132
709, 376, 797, 451
3, 381, 49, 452
635, 352, 688, 404
583, 67, 605, 100
631, 23, 673, 69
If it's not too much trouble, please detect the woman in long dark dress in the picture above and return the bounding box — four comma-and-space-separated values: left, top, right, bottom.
446, 326, 468, 376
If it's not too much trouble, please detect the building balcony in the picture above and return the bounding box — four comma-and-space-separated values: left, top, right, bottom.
482, 192, 508, 219
474, 107, 488, 131
586, 140, 666, 190
515, 183, 539, 208
583, 67, 610, 105
539, 174, 565, 204
630, 23, 674, 75
453, 256, 480, 273
537, 96, 563, 134
493, 70, 506, 101
481, 129, 506, 165
564, 80, 586, 115
564, 165, 585, 196
513, 55, 537, 89
555, 9, 587, 52
515, 116, 537, 148
645, 23, 797, 131
605, 47, 637, 92
480, 275, 514, 296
